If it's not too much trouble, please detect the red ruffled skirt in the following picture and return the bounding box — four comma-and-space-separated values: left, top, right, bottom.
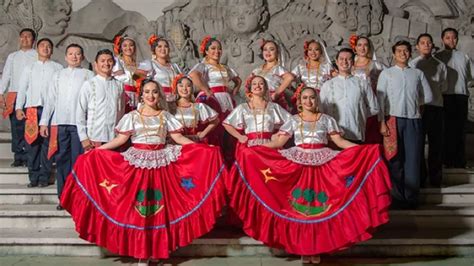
60, 143, 226, 259
226, 144, 391, 255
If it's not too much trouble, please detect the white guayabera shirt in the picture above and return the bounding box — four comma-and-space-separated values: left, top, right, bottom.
319, 75, 379, 142
76, 75, 125, 143
377, 65, 433, 119
39, 67, 94, 126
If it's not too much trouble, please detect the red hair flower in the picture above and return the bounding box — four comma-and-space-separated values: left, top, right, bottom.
244, 74, 258, 93
148, 34, 159, 47
292, 83, 305, 103
171, 73, 187, 94
349, 34, 359, 51
113, 35, 123, 55
199, 36, 213, 56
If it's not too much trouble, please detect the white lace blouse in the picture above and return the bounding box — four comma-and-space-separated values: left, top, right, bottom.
278, 114, 343, 166
115, 110, 184, 169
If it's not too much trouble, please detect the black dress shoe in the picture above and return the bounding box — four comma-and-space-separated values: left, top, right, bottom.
38, 183, 49, 188
56, 205, 64, 211
27, 183, 38, 188
10, 160, 23, 167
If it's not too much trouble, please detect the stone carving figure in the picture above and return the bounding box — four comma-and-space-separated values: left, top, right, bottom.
222, 0, 270, 77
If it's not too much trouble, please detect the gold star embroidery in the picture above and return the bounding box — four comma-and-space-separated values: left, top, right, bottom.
99, 179, 118, 194
261, 168, 278, 183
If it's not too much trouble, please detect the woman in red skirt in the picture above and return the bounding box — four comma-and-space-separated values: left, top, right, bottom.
226, 86, 391, 264
189, 36, 241, 163
60, 79, 226, 265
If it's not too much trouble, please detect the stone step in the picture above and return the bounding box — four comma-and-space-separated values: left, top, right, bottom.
0, 204, 73, 229
420, 184, 474, 204
387, 204, 474, 229
443, 168, 474, 185
0, 160, 29, 185
1, 227, 473, 257
0, 184, 58, 205
1, 203, 474, 231
0, 132, 13, 160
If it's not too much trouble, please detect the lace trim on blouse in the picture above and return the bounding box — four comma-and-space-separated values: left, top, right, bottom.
121, 145, 182, 169
279, 146, 339, 166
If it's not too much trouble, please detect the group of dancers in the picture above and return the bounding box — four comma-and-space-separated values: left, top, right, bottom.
0, 26, 472, 265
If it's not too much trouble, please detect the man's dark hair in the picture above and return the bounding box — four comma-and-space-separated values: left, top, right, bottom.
392, 40, 412, 54
65, 43, 84, 55
336, 48, 355, 60
37, 38, 54, 52
416, 33, 433, 44
441, 27, 458, 39
95, 49, 115, 63
19, 28, 36, 41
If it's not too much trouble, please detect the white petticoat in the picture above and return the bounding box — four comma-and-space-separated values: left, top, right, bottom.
121, 145, 182, 169
278, 147, 339, 166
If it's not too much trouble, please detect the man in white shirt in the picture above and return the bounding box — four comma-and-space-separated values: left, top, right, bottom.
39, 44, 94, 209
320, 48, 379, 143
0, 28, 37, 167
378, 40, 433, 209
410, 33, 448, 187
15, 38, 63, 187
435, 28, 473, 169
76, 49, 125, 152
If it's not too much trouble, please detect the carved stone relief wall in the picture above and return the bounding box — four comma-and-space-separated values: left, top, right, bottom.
0, 0, 473, 125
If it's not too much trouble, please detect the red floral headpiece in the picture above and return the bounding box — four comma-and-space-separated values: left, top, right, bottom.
113, 35, 122, 55
349, 34, 359, 51
303, 39, 319, 59
148, 34, 160, 47
244, 74, 257, 93
292, 83, 306, 103
200, 35, 218, 56
171, 74, 189, 94
135, 77, 145, 97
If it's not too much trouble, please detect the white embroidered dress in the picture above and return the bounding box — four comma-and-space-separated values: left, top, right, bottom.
223, 102, 291, 146
292, 61, 333, 90
278, 114, 343, 165
174, 103, 218, 141
138, 59, 183, 102
115, 110, 184, 169
190, 62, 238, 113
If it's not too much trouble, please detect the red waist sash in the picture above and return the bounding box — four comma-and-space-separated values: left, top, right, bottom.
132, 143, 165, 150
297, 143, 326, 149
247, 132, 272, 140
162, 86, 172, 94
210, 86, 228, 93
124, 84, 137, 92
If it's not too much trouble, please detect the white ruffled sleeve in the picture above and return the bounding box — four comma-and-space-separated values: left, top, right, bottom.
138, 59, 153, 72
270, 103, 291, 128
226, 65, 239, 80
275, 65, 289, 76
115, 112, 135, 135
197, 103, 218, 123
278, 116, 297, 136
291, 64, 301, 78
322, 114, 343, 136
190, 62, 206, 75
223, 104, 245, 130
164, 111, 183, 133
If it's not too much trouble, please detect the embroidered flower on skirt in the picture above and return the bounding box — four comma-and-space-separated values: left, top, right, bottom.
247, 138, 271, 147
279, 147, 339, 166
121, 145, 182, 169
